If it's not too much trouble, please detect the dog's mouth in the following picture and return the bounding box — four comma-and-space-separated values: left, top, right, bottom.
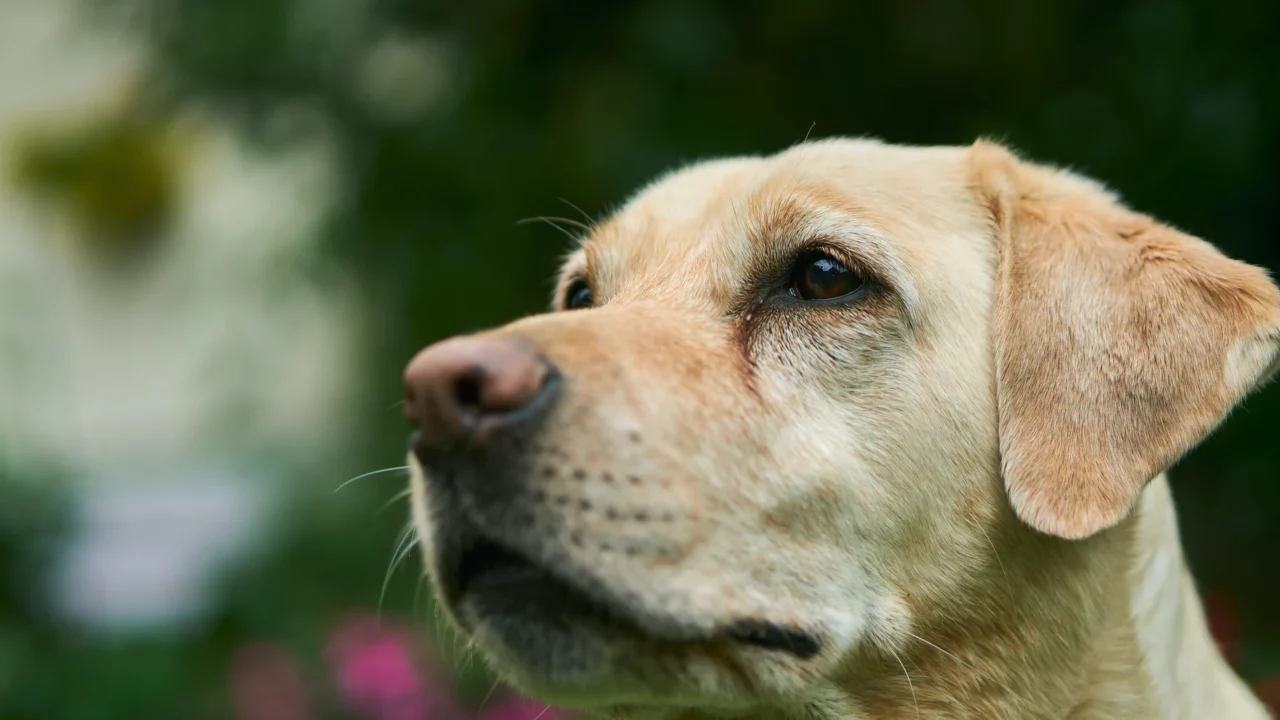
457, 539, 542, 594
444, 535, 822, 661
454, 538, 620, 622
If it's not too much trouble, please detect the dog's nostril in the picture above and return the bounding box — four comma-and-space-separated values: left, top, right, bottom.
454, 375, 482, 408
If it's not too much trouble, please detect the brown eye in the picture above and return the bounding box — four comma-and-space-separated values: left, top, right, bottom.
791, 252, 864, 301
565, 279, 593, 310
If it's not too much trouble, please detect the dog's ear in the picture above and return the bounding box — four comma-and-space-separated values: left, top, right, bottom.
970, 140, 1280, 539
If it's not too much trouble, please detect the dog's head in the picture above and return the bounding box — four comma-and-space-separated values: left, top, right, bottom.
403, 139, 1280, 715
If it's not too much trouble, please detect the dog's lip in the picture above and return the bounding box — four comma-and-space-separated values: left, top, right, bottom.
454, 537, 571, 598
441, 534, 823, 660
444, 535, 643, 629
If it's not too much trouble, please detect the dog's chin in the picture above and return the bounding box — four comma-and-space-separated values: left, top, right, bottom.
434, 536, 826, 707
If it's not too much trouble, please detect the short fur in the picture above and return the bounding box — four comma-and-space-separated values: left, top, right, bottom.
408, 138, 1278, 719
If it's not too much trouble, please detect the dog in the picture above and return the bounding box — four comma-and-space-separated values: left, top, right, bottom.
402, 138, 1279, 719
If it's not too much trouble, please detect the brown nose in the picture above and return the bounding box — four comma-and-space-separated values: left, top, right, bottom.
403, 335, 557, 453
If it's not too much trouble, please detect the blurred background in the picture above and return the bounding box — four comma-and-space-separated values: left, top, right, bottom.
0, 0, 1277, 718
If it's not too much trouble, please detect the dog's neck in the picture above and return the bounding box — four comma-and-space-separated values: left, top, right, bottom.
1124, 476, 1265, 720
619, 477, 1265, 720
820, 475, 1266, 720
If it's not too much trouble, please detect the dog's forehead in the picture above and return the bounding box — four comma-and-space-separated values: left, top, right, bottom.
580, 158, 766, 305
574, 140, 978, 310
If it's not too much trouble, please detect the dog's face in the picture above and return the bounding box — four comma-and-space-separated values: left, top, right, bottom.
405, 139, 1280, 715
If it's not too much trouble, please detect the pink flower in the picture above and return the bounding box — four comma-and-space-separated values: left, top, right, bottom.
230, 643, 312, 720
327, 612, 463, 720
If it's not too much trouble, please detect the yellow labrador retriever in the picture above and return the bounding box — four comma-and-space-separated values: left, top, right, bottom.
402, 139, 1278, 719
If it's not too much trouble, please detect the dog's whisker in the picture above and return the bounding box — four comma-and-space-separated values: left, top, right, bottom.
478, 678, 503, 713
974, 522, 1013, 598
378, 524, 419, 614
887, 646, 920, 720
428, 593, 466, 662
531, 704, 553, 720
558, 197, 597, 226
536, 213, 593, 232
387, 399, 405, 411
378, 487, 413, 514
516, 216, 589, 243
386, 522, 414, 565
904, 630, 977, 673
903, 637, 970, 712
411, 573, 428, 630
334, 465, 409, 493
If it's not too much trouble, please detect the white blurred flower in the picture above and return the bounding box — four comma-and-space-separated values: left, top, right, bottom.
0, 0, 365, 633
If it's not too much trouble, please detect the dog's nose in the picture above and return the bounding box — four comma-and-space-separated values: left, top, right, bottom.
404, 335, 556, 453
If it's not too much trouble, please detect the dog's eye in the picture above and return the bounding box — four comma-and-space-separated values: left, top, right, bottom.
565, 279, 593, 310
791, 252, 863, 301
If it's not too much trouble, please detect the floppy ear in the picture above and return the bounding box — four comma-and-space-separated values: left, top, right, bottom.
971, 140, 1280, 539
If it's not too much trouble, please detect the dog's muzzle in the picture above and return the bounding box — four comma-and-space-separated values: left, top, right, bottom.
402, 333, 822, 671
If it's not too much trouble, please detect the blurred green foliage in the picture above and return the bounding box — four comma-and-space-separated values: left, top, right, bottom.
4, 0, 1279, 716
120, 0, 1280, 599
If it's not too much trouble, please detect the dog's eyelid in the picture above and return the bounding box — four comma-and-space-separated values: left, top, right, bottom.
553, 247, 591, 310
556, 274, 594, 311
799, 242, 880, 287
782, 234, 921, 328
781, 238, 893, 302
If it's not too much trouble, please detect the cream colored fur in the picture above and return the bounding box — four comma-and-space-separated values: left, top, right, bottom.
408, 138, 1278, 719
